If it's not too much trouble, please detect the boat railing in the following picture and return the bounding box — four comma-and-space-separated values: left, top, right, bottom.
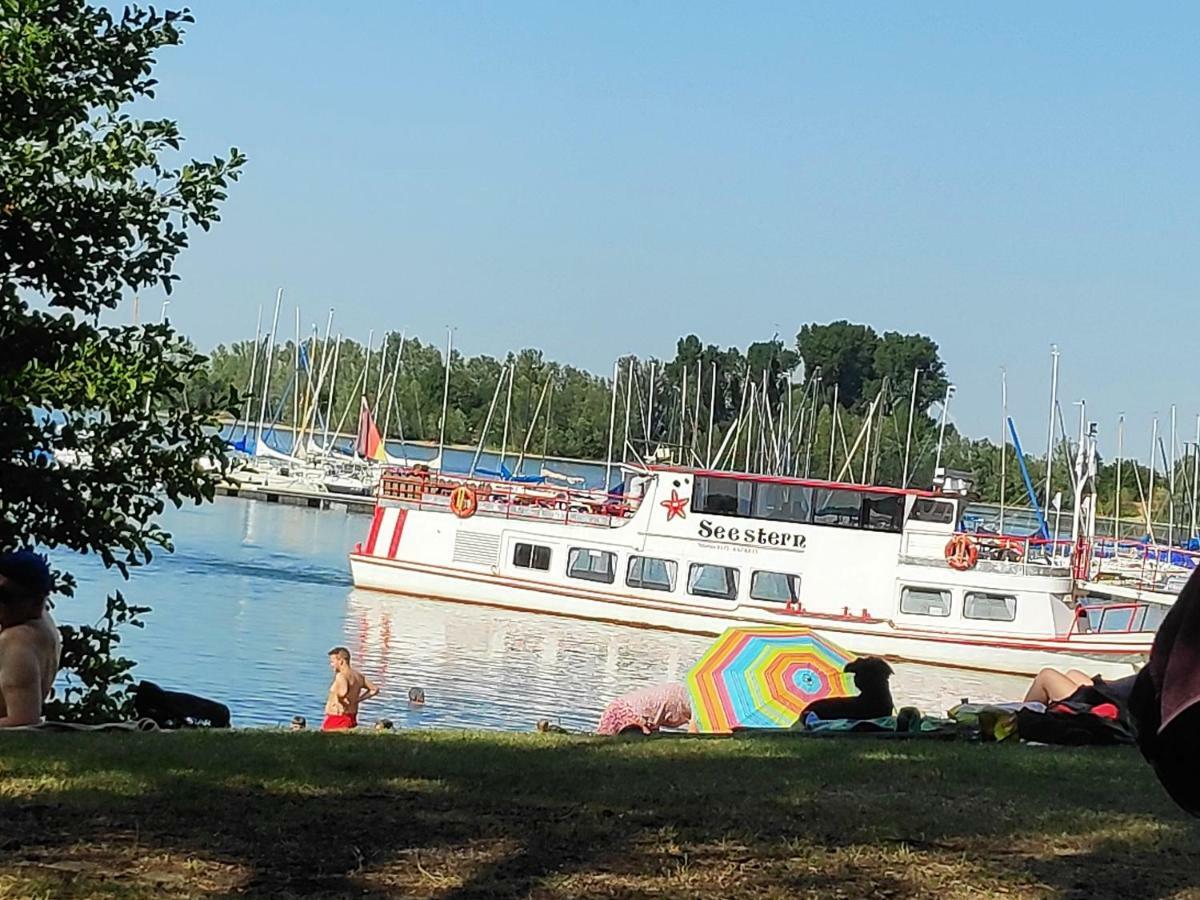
377, 467, 639, 528
1028, 536, 1197, 592
899, 531, 1071, 578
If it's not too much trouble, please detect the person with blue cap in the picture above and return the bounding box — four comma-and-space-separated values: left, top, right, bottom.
0, 551, 62, 727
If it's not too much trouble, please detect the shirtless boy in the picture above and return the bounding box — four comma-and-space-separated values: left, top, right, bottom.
0, 552, 62, 727
322, 646, 378, 730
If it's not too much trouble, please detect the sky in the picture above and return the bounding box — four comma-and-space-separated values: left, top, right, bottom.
140, 2, 1199, 458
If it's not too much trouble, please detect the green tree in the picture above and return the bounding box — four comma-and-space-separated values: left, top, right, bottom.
1, 2, 244, 721
795, 320, 879, 409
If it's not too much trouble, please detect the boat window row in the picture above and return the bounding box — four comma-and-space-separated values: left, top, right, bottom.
899, 586, 1017, 622
690, 476, 907, 533
512, 542, 800, 604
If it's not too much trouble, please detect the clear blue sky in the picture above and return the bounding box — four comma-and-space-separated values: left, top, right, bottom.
147, 2, 1198, 458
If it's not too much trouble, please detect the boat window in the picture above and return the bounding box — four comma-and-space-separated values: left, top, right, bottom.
909, 497, 955, 525
566, 547, 616, 584
513, 542, 551, 571
900, 586, 951, 617
626, 556, 678, 592
691, 476, 753, 517
861, 492, 904, 533
687, 563, 739, 601
810, 489, 863, 528
749, 571, 801, 604
964, 592, 1017, 622
752, 483, 813, 523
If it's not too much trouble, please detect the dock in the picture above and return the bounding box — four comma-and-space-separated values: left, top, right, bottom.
216, 482, 376, 513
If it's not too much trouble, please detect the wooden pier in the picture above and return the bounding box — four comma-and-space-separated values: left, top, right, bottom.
215, 482, 376, 513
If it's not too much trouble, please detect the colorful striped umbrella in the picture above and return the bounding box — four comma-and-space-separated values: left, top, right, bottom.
687, 626, 857, 733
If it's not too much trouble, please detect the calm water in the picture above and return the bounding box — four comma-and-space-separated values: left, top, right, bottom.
52, 498, 1028, 729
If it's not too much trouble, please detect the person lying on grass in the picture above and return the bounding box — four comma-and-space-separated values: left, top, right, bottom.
597, 682, 691, 736
0, 552, 62, 728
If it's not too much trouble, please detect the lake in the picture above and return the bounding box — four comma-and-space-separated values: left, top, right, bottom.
52, 498, 1029, 729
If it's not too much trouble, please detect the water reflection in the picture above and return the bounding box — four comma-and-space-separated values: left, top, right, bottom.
51, 497, 1032, 730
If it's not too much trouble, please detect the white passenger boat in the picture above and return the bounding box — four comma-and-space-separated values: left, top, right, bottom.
348, 466, 1153, 678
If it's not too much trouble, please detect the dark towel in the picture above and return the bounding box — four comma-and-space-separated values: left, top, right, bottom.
1129, 567, 1200, 815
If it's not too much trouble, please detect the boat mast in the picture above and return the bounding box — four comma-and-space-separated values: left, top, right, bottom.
744, 382, 756, 473
1147, 416, 1159, 542
1042, 345, 1060, 518
999, 370, 1008, 534
705, 360, 717, 467
1114, 413, 1124, 542
678, 365, 688, 462
1192, 415, 1200, 541
621, 358, 633, 464
901, 367, 919, 488
321, 335, 342, 454
292, 306, 301, 452
374, 332, 390, 425
239, 304, 263, 443
382, 331, 404, 446
827, 384, 839, 480
436, 327, 453, 468
498, 360, 514, 470
933, 383, 955, 475
604, 359, 619, 490
469, 365, 506, 477
692, 358, 702, 466
356, 330, 374, 460
1169, 405, 1177, 548
645, 361, 656, 458
517, 375, 552, 474
254, 288, 283, 453
803, 372, 821, 478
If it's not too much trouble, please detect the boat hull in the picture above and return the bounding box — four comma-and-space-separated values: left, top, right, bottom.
350, 552, 1147, 679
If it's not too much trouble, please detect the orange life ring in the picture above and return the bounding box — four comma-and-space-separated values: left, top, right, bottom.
449, 485, 478, 519
945, 534, 979, 571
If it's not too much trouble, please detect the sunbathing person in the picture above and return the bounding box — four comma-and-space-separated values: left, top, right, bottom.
597, 682, 691, 735
0, 552, 62, 728
1024, 666, 1137, 707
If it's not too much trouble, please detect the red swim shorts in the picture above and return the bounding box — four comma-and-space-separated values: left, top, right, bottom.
321, 714, 357, 731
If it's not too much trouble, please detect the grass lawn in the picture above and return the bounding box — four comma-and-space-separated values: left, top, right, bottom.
0, 730, 1197, 899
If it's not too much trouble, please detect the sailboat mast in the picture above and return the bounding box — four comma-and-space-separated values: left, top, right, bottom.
436, 328, 453, 467
291, 307, 300, 450
621, 358, 633, 464
1147, 416, 1159, 541
901, 368, 918, 488
254, 288, 283, 451
1169, 405, 1177, 548
499, 361, 514, 469
1043, 345, 1060, 517
1114, 413, 1124, 541
999, 370, 1008, 534
321, 335, 342, 454
240, 304, 263, 441
470, 366, 506, 477
934, 384, 955, 475
706, 361, 717, 468
604, 360, 619, 490
382, 331, 405, 447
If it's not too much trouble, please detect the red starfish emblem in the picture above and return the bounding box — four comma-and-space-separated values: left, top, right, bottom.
660, 489, 688, 521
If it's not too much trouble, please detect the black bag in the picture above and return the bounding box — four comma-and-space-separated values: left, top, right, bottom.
133, 680, 231, 729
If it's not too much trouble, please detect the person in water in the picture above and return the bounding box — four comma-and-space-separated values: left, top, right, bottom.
0, 552, 62, 728
322, 646, 379, 731
597, 682, 691, 735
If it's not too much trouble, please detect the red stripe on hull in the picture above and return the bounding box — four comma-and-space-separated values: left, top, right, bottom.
364, 508, 384, 555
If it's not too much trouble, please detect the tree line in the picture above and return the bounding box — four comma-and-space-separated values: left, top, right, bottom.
187, 319, 1189, 528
